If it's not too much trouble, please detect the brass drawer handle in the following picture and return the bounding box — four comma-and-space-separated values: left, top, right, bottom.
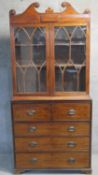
29, 141, 38, 147
67, 141, 77, 148
29, 157, 38, 163
67, 126, 76, 132
27, 110, 36, 116
67, 109, 76, 116
29, 126, 37, 132
67, 157, 76, 163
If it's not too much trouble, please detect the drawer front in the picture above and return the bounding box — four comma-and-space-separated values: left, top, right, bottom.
16, 152, 89, 169
15, 137, 89, 152
14, 122, 90, 137
52, 103, 91, 121
13, 104, 50, 122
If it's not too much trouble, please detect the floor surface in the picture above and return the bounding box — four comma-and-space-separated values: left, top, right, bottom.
0, 154, 97, 174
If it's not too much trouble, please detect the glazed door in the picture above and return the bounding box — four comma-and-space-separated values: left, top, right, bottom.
14, 26, 50, 95
53, 25, 87, 94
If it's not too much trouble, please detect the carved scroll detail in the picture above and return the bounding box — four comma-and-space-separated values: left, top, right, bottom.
61, 2, 79, 14
20, 2, 40, 15
10, 2, 40, 17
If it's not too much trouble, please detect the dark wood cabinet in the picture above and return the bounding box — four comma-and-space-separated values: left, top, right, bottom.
10, 2, 92, 174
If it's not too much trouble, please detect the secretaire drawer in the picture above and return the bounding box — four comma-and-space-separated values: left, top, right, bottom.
52, 102, 91, 121
16, 152, 89, 169
12, 104, 50, 122
14, 122, 90, 137
15, 137, 89, 152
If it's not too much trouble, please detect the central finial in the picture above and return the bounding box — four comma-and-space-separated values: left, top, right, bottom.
45, 7, 54, 13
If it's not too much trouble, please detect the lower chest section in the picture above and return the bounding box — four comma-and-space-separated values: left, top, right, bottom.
12, 100, 92, 171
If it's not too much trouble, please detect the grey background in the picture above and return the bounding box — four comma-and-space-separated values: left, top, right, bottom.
0, 0, 97, 154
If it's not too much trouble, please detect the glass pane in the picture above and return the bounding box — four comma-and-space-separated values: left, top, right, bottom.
55, 46, 69, 64
79, 67, 86, 91
15, 46, 31, 65
55, 27, 69, 64
55, 67, 63, 91
15, 28, 30, 45
71, 26, 86, 43
64, 67, 77, 91
40, 67, 47, 92
55, 27, 69, 44
71, 26, 86, 64
65, 26, 74, 36
16, 67, 24, 92
33, 28, 45, 44
71, 45, 86, 64
24, 27, 34, 37
33, 45, 45, 65
15, 27, 47, 94
25, 67, 38, 92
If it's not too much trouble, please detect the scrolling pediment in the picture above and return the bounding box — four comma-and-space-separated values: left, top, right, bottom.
10, 2, 90, 24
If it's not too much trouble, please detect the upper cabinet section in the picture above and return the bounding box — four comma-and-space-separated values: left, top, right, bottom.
10, 2, 90, 97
